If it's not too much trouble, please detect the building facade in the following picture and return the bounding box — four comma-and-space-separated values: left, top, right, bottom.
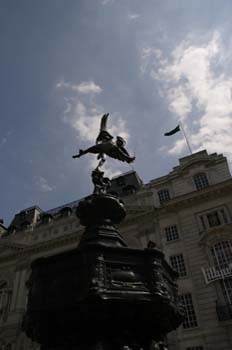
0, 150, 232, 350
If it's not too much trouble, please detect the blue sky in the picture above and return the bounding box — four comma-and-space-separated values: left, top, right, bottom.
1, 0, 232, 224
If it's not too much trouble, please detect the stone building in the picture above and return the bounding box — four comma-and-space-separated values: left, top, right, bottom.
0, 150, 232, 349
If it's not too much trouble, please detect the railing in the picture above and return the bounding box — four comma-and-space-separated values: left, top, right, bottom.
216, 303, 232, 321
201, 266, 232, 284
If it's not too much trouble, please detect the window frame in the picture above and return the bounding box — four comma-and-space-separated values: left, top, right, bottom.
170, 253, 187, 278
179, 293, 198, 329
198, 206, 230, 231
165, 225, 179, 242
158, 189, 170, 204
193, 172, 209, 190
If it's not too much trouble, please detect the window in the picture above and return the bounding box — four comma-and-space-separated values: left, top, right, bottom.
60, 207, 72, 217
207, 211, 221, 227
41, 214, 52, 224
211, 241, 232, 269
220, 208, 228, 224
170, 254, 187, 277
158, 189, 170, 204
211, 241, 232, 304
194, 173, 209, 190
179, 293, 198, 329
221, 278, 232, 304
186, 347, 204, 350
198, 207, 229, 231
165, 225, 179, 241
0, 282, 12, 322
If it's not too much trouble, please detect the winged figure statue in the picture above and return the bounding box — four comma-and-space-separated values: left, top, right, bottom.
73, 114, 135, 168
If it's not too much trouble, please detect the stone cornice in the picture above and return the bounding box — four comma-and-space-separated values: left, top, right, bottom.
0, 230, 83, 265
157, 178, 232, 214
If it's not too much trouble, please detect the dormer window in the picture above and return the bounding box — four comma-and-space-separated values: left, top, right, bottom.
41, 214, 53, 224
60, 207, 72, 218
194, 173, 209, 190
158, 189, 170, 204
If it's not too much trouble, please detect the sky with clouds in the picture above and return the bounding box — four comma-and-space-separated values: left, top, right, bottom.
1, 0, 232, 224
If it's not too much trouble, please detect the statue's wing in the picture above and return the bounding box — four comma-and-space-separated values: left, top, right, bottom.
96, 113, 113, 143
107, 145, 134, 163
100, 113, 109, 132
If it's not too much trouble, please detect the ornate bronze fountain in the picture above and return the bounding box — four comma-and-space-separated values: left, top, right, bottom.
23, 114, 183, 350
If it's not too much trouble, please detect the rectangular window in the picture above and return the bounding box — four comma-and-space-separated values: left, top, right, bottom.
179, 293, 198, 329
221, 277, 232, 304
170, 254, 187, 277
198, 207, 230, 231
165, 225, 179, 241
158, 189, 170, 204
207, 211, 221, 227
194, 173, 209, 190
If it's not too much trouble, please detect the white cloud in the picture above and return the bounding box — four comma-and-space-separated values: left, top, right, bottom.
0, 137, 7, 148
101, 0, 114, 5
128, 13, 140, 20
57, 80, 131, 176
142, 31, 232, 160
56, 80, 102, 94
0, 131, 12, 149
34, 176, 53, 192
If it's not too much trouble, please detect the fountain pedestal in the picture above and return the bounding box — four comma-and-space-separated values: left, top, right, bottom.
23, 193, 183, 350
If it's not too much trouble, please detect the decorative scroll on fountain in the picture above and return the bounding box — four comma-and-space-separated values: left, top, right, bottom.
23, 114, 183, 350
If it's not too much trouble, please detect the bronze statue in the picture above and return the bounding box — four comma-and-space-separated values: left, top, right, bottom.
72, 114, 135, 168
91, 168, 111, 195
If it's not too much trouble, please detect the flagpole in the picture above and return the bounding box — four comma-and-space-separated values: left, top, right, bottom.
179, 121, 192, 155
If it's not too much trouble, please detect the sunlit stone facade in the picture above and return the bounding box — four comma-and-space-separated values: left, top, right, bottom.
1, 150, 232, 350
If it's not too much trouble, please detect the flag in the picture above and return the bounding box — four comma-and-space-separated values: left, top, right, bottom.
164, 125, 180, 136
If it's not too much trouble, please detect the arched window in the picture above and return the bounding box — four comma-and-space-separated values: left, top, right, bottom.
211, 241, 232, 269
211, 241, 232, 305
158, 189, 170, 204
193, 173, 209, 190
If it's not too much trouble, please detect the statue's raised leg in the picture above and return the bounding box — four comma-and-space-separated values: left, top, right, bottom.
73, 145, 103, 159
